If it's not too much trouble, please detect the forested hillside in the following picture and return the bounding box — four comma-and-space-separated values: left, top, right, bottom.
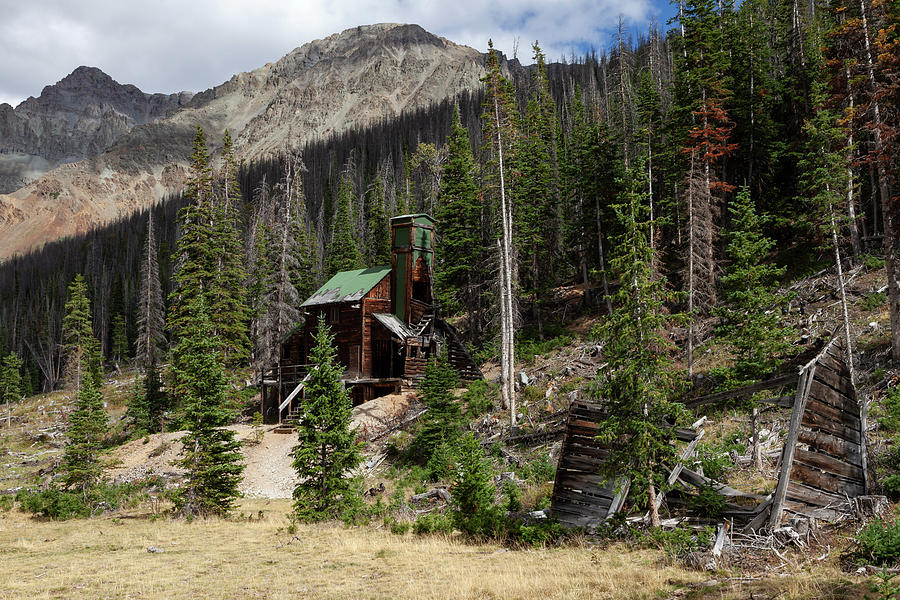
0, 0, 897, 397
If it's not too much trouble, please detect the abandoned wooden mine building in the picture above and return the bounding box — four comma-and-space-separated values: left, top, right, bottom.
260, 214, 481, 423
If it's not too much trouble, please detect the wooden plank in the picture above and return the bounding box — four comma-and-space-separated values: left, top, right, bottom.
810, 367, 858, 407
685, 372, 800, 407
804, 396, 858, 428
558, 472, 619, 491
797, 429, 863, 466
742, 497, 773, 533
677, 466, 767, 499
789, 461, 865, 497
770, 365, 815, 529
794, 448, 864, 480
802, 409, 862, 444
785, 481, 847, 508
654, 430, 705, 512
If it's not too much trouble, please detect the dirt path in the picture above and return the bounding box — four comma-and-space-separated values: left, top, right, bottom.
107, 393, 416, 498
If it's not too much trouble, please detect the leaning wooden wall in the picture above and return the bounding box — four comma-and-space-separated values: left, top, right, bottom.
549, 401, 624, 528
770, 335, 868, 524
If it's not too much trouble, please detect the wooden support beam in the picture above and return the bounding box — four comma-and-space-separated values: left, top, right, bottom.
769, 364, 816, 529
684, 373, 800, 408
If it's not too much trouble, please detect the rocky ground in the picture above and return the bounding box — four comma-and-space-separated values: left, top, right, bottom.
105, 391, 417, 498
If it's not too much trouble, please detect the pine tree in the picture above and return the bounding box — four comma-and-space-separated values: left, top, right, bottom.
715, 186, 795, 468
209, 131, 251, 367
62, 372, 108, 495
593, 159, 685, 528
412, 351, 462, 472
324, 173, 364, 278
172, 297, 244, 517
450, 432, 500, 536
514, 42, 560, 334
365, 176, 392, 266
136, 214, 166, 370
292, 315, 361, 522
436, 106, 481, 316
168, 127, 218, 345
126, 362, 167, 435
63, 274, 101, 394
1, 351, 23, 412
111, 314, 128, 365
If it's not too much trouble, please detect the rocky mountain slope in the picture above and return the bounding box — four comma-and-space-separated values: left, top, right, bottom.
0, 24, 490, 260
0, 66, 192, 193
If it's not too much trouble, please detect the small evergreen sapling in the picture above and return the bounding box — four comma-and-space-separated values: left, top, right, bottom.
412, 350, 462, 473
62, 373, 108, 496
292, 315, 362, 521
450, 432, 501, 536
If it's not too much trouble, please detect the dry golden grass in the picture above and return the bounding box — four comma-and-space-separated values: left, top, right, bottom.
0, 498, 710, 600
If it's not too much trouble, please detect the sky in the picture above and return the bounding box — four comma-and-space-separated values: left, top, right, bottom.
0, 0, 676, 108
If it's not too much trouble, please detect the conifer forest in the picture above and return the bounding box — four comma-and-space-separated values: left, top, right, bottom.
1, 1, 900, 596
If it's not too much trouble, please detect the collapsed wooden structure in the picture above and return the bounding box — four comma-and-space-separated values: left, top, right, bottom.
259, 214, 481, 424
550, 334, 869, 531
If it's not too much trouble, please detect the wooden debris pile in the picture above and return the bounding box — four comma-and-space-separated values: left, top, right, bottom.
550, 333, 873, 534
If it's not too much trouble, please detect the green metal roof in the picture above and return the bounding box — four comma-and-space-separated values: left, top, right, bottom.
300, 266, 391, 307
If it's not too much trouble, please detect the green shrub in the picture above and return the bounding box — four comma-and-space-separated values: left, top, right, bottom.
864, 292, 889, 312
638, 526, 714, 558
16, 479, 165, 520
864, 254, 887, 270
695, 437, 743, 481
854, 519, 900, 566
690, 484, 727, 519
513, 520, 565, 547
0, 494, 15, 511
879, 388, 900, 434
388, 519, 410, 535
413, 512, 453, 535
883, 474, 900, 500
502, 479, 522, 512
463, 380, 496, 417
522, 455, 556, 484
17, 488, 91, 520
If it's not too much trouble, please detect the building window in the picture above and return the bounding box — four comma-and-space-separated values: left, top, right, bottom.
328, 306, 339, 324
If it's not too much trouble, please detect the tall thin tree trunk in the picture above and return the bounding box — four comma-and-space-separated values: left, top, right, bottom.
860, 0, 900, 361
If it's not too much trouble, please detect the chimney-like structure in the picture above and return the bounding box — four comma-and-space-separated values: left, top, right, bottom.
391, 214, 435, 325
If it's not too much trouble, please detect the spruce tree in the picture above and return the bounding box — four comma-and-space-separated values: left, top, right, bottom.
111, 314, 128, 365
168, 127, 218, 345
1, 351, 23, 409
209, 130, 252, 367
593, 159, 685, 527
436, 106, 482, 316
715, 186, 794, 469
172, 297, 244, 517
292, 315, 361, 522
136, 214, 166, 370
62, 371, 108, 495
365, 176, 392, 266
412, 351, 462, 475
715, 186, 793, 386
450, 432, 500, 536
63, 274, 101, 394
324, 173, 364, 278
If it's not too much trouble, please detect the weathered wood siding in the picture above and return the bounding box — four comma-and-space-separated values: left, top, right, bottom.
784, 337, 866, 513
550, 401, 621, 528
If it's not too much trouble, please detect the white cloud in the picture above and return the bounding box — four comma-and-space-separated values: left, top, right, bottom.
0, 0, 662, 107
